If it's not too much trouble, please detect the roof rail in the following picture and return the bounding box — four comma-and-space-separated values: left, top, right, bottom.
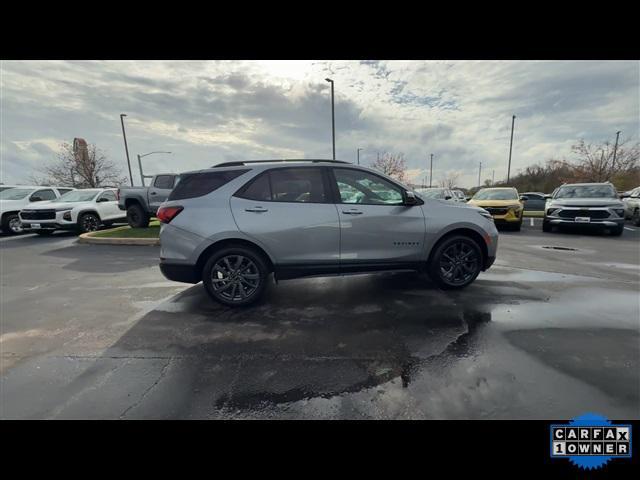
211, 159, 351, 168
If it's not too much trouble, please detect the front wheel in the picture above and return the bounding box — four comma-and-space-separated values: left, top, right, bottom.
2, 214, 23, 235
610, 224, 624, 236
542, 219, 552, 232
428, 235, 483, 290
78, 213, 101, 234
202, 246, 269, 307
633, 209, 640, 227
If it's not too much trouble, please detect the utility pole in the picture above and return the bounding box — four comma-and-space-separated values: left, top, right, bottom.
492, 169, 495, 186
612, 130, 621, 173
120, 114, 133, 186
429, 153, 434, 188
357, 148, 363, 165
325, 78, 335, 160
507, 115, 516, 183
478, 161, 482, 188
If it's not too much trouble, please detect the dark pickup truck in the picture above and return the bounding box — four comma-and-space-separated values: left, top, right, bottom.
117, 173, 180, 227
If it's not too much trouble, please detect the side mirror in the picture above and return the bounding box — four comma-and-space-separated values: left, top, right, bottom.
444, 195, 452, 200
520, 195, 528, 202
404, 191, 419, 206
97, 197, 109, 202
544, 194, 552, 199
30, 196, 42, 202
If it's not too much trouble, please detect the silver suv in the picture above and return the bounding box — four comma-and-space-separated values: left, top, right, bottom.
543, 182, 626, 235
158, 160, 499, 306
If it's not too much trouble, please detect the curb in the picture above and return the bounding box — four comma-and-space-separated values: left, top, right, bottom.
78, 226, 160, 246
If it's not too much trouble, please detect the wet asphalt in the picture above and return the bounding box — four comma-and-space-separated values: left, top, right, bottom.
1, 219, 639, 419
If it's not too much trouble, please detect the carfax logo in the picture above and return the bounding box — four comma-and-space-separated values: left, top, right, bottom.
550, 413, 632, 470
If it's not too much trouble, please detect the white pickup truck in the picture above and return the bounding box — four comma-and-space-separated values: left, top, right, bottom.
19, 188, 126, 235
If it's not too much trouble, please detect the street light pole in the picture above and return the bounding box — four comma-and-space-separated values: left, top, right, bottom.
120, 114, 133, 186
507, 115, 516, 183
612, 130, 621, 174
478, 161, 482, 188
492, 169, 495, 186
429, 153, 434, 188
137, 151, 172, 186
357, 148, 363, 165
325, 78, 335, 160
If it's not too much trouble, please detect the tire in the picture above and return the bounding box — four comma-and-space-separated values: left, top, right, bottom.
542, 219, 552, 232
202, 245, 269, 307
512, 219, 522, 231
610, 224, 624, 236
428, 235, 483, 290
126, 203, 150, 228
2, 213, 23, 235
633, 209, 640, 227
36, 230, 54, 236
77, 213, 101, 234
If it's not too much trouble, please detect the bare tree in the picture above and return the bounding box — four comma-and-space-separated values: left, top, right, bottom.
31, 142, 127, 188
571, 138, 639, 184
439, 172, 460, 189
371, 153, 407, 183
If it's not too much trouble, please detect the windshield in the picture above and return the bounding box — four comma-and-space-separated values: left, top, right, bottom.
0, 188, 34, 200
472, 189, 518, 200
554, 185, 616, 199
416, 188, 445, 199
54, 190, 99, 202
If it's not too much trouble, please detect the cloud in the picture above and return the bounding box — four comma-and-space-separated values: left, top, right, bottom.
1, 60, 638, 188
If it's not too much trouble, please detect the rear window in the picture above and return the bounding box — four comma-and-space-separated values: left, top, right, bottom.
168, 170, 249, 201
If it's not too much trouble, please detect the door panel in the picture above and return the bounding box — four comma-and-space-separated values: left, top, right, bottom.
230, 197, 340, 264
331, 168, 426, 263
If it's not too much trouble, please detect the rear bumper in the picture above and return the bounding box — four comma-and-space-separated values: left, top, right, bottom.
160, 262, 200, 284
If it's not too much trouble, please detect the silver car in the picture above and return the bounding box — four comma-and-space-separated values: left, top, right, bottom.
158, 160, 499, 306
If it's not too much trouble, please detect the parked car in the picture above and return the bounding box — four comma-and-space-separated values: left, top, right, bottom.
521, 192, 547, 213
467, 187, 527, 231
452, 190, 467, 202
19, 188, 125, 235
117, 173, 180, 228
543, 182, 626, 235
622, 186, 640, 226
0, 186, 74, 234
158, 160, 499, 307
415, 187, 456, 201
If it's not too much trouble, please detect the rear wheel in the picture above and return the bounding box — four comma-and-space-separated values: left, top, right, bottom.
78, 213, 100, 234
202, 246, 269, 307
428, 235, 483, 290
2, 213, 23, 235
126, 203, 150, 228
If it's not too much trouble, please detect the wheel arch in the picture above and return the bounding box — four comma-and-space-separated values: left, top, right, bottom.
77, 209, 101, 221
195, 238, 274, 280
1, 210, 20, 223
426, 227, 489, 270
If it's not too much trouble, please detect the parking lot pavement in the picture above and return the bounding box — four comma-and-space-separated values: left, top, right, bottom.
1, 226, 638, 419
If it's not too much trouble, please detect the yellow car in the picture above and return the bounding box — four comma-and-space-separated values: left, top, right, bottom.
467, 187, 526, 231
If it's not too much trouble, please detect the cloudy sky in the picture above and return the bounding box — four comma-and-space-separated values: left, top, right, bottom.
1, 60, 638, 188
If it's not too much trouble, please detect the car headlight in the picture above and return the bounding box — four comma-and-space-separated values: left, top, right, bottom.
55, 207, 73, 212
63, 211, 72, 221
613, 209, 624, 217
478, 210, 494, 221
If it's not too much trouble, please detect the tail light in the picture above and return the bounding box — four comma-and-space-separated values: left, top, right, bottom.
157, 206, 183, 224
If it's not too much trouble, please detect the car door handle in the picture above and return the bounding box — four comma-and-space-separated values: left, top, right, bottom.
245, 207, 268, 213
342, 209, 363, 215
150, 191, 157, 195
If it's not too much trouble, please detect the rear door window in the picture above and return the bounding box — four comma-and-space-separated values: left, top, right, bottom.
235, 168, 327, 203
154, 175, 175, 189
168, 170, 248, 201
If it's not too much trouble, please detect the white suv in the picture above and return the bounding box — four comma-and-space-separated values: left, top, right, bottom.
1, 186, 74, 234
19, 188, 125, 235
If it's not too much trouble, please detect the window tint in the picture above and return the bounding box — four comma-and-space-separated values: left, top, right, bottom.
334, 168, 403, 205
237, 173, 272, 201
31, 189, 56, 201
168, 170, 248, 201
154, 175, 175, 189
99, 191, 117, 201
270, 168, 326, 203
